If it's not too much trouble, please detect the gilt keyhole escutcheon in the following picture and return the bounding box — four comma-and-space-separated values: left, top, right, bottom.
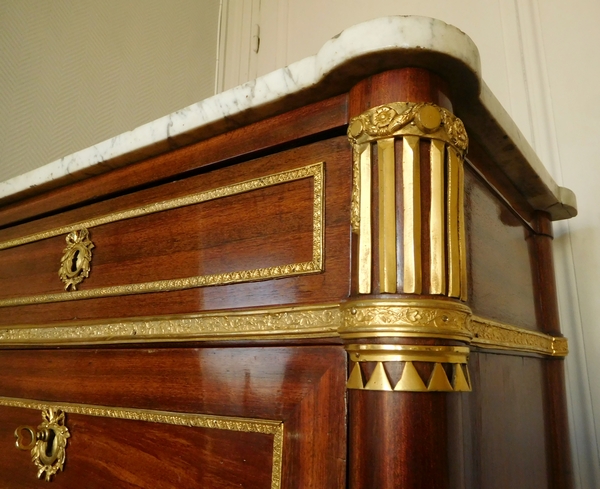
14, 408, 70, 482
58, 228, 94, 291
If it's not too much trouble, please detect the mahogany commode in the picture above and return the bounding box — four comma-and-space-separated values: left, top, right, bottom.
0, 16, 576, 488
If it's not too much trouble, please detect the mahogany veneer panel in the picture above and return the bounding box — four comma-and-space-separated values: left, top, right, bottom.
0, 345, 347, 488
464, 167, 538, 329
0, 346, 340, 418
0, 136, 352, 326
1, 407, 275, 489
1, 179, 315, 296
467, 351, 549, 489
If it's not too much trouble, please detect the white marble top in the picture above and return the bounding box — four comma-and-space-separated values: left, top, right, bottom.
0, 15, 576, 219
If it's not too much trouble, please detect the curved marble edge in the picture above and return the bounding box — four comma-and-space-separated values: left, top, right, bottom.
0, 16, 480, 205
0, 15, 577, 220
459, 82, 577, 220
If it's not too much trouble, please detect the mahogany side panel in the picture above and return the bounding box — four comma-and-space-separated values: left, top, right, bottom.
465, 139, 536, 223
464, 166, 538, 329
467, 351, 549, 489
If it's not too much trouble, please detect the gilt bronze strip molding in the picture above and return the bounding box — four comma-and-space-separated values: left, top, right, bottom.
0, 396, 283, 489
0, 303, 567, 357
0, 163, 324, 308
0, 304, 342, 346
469, 315, 568, 357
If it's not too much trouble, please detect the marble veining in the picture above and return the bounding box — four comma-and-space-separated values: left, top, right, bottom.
0, 16, 480, 204
0, 15, 576, 219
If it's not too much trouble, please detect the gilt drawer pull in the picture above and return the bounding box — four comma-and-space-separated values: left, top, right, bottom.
14, 408, 70, 482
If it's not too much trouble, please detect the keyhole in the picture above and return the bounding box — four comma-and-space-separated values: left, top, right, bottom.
70, 250, 80, 272
45, 429, 56, 458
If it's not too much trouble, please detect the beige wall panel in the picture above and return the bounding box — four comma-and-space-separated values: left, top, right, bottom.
0, 0, 220, 181
257, 0, 515, 126
536, 1, 600, 487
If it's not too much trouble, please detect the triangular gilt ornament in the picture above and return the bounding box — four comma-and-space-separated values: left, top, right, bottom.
394, 361, 427, 391
452, 364, 471, 392
365, 362, 393, 391
427, 363, 454, 391
347, 362, 365, 389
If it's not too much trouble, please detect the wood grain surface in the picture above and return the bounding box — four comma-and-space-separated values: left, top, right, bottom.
464, 166, 538, 329
467, 351, 550, 489
2, 405, 276, 489
0, 345, 347, 488
0, 135, 352, 326
348, 68, 452, 117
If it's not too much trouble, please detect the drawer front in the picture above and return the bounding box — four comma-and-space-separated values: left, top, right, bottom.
3, 403, 279, 488
0, 136, 351, 327
0, 345, 347, 488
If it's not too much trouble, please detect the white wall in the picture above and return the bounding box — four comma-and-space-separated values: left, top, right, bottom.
538, 1, 600, 485
0, 0, 220, 182
251, 1, 599, 486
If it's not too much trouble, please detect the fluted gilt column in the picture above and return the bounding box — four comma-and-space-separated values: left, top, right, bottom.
342, 68, 472, 489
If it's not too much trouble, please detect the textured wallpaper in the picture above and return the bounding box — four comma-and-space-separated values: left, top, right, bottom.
0, 0, 220, 182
